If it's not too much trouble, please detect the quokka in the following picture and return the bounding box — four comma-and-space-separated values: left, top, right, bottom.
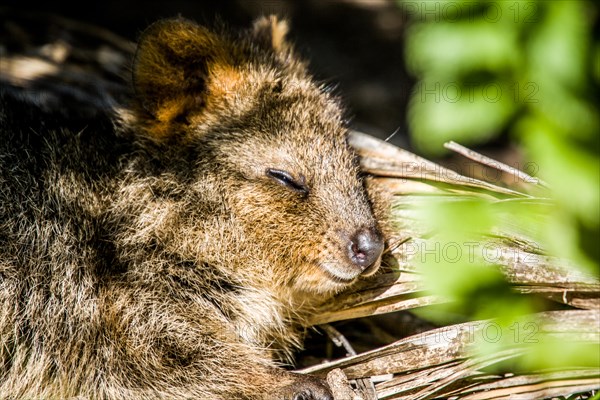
0, 15, 386, 399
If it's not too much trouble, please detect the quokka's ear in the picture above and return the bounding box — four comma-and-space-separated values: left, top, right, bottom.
132, 18, 229, 139
252, 15, 290, 53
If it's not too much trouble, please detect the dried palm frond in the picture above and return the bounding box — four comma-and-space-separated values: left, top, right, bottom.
304, 131, 599, 400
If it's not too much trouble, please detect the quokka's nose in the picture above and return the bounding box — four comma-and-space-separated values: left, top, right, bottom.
347, 227, 384, 271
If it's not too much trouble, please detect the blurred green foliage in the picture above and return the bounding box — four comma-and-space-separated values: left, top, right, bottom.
401, 0, 599, 371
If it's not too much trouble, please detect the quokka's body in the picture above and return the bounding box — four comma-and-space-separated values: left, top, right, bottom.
0, 15, 385, 399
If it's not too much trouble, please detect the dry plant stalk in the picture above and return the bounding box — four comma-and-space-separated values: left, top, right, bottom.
299, 131, 600, 399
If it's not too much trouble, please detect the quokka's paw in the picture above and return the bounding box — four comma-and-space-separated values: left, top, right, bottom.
271, 373, 333, 400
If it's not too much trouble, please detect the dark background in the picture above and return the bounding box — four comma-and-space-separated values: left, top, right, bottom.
2, 0, 413, 148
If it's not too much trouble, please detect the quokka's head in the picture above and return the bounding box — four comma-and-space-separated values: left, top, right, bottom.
132, 16, 385, 296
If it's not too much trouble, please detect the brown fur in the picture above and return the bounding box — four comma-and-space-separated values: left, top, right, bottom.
0, 16, 386, 399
